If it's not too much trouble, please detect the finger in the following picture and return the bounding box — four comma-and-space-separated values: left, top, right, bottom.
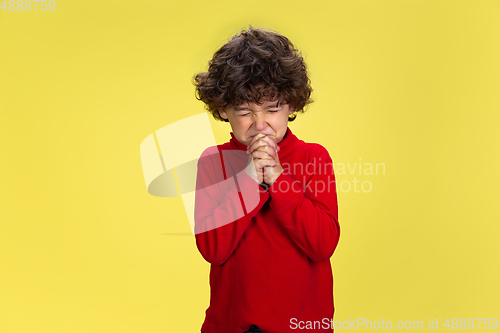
252, 155, 274, 169
257, 167, 264, 183
248, 135, 271, 154
251, 148, 277, 160
248, 136, 279, 155
255, 157, 278, 168
248, 132, 277, 148
253, 145, 278, 159
247, 133, 268, 149
263, 135, 279, 152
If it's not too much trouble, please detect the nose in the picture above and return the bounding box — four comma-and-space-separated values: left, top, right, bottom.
253, 113, 268, 131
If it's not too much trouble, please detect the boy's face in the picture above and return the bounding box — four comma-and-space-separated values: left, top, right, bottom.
218, 99, 295, 146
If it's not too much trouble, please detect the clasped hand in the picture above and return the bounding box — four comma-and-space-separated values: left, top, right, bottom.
244, 133, 283, 186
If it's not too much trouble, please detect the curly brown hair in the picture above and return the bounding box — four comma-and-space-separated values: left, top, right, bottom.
193, 26, 313, 122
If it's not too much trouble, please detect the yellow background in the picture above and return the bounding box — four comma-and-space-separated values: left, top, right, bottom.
1, 0, 499, 331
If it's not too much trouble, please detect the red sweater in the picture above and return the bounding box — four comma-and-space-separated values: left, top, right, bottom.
194, 127, 340, 333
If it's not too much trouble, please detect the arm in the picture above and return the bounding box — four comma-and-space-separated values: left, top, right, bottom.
194, 148, 270, 265
268, 146, 340, 263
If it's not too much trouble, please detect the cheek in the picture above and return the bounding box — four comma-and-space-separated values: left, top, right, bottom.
276, 113, 290, 126
234, 118, 248, 126
231, 118, 249, 131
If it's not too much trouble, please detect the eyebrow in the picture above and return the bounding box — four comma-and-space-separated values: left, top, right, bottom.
234, 102, 280, 111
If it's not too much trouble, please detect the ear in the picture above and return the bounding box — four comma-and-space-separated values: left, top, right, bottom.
288, 106, 296, 115
218, 108, 228, 120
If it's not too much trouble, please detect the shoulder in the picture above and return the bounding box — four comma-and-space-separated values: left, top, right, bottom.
197, 141, 233, 166
307, 142, 330, 155
198, 141, 231, 157
296, 140, 332, 162
197, 145, 220, 167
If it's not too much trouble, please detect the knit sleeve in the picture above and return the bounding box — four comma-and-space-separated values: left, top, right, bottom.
268, 145, 340, 263
194, 148, 270, 266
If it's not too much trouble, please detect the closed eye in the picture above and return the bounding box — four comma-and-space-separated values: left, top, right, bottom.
237, 110, 280, 117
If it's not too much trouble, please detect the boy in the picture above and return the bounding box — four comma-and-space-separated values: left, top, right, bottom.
193, 26, 340, 333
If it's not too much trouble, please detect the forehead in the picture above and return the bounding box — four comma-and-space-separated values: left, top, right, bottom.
232, 101, 281, 112
233, 98, 283, 108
